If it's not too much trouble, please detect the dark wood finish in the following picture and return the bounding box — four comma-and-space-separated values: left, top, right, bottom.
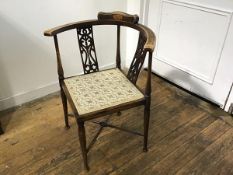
44, 21, 155, 52
92, 120, 144, 136
1, 71, 233, 174
0, 121, 3, 135
127, 33, 147, 84
87, 117, 110, 153
116, 25, 121, 69
229, 103, 233, 116
98, 11, 139, 24
53, 35, 64, 80
143, 52, 152, 152
53, 35, 69, 129
76, 26, 99, 74
117, 111, 121, 116
77, 120, 89, 171
44, 11, 156, 170
60, 89, 69, 129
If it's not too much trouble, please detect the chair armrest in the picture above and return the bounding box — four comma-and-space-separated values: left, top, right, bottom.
140, 25, 156, 53
44, 22, 77, 36
44, 20, 95, 36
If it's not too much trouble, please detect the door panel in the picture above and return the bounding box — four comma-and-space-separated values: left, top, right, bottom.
156, 0, 231, 83
146, 0, 233, 107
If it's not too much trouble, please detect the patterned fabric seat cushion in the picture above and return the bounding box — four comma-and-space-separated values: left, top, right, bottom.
64, 68, 144, 116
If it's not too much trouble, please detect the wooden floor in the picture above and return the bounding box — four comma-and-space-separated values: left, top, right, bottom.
1, 71, 233, 175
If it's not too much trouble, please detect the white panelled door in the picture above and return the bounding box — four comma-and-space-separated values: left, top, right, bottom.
145, 0, 233, 110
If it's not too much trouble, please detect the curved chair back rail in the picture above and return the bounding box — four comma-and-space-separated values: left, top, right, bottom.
44, 11, 155, 89
44, 20, 155, 52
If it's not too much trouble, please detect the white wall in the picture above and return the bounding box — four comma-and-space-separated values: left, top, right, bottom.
125, 0, 142, 67
0, 0, 127, 111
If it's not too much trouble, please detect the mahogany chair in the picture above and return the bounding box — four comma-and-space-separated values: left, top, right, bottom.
44, 11, 155, 170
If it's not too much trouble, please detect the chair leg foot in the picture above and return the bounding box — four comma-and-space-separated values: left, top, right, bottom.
65, 125, 70, 130
143, 104, 150, 152
77, 121, 89, 171
85, 165, 90, 171
117, 111, 122, 116
61, 89, 70, 129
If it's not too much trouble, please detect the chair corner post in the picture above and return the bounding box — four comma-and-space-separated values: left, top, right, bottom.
116, 25, 121, 69
145, 51, 153, 98
53, 35, 64, 81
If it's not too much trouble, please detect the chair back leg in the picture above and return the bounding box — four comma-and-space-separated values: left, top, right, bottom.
60, 89, 70, 129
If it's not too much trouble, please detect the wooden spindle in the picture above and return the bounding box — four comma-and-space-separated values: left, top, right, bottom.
53, 35, 64, 81
116, 25, 121, 69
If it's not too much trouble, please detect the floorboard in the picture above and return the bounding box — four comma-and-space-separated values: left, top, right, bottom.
0, 71, 232, 175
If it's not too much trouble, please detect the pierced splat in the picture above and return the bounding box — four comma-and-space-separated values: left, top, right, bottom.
127, 33, 147, 84
77, 26, 99, 74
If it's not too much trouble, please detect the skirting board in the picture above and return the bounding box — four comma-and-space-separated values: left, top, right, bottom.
0, 63, 115, 111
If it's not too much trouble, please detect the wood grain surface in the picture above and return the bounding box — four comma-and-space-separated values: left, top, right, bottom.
0, 70, 232, 175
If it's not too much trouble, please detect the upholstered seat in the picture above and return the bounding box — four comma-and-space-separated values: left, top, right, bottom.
64, 68, 144, 116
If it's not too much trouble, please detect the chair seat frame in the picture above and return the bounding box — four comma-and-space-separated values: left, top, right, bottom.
44, 11, 155, 171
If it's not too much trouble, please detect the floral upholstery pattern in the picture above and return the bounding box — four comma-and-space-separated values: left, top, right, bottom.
64, 68, 144, 115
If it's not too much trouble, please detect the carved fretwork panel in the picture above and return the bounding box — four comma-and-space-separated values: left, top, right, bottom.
77, 26, 99, 74
127, 33, 146, 84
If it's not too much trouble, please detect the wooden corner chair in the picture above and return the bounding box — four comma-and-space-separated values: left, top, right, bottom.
44, 11, 155, 171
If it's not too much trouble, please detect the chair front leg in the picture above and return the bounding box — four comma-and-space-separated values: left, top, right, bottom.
143, 51, 152, 152
77, 121, 89, 171
60, 89, 70, 129
143, 100, 150, 152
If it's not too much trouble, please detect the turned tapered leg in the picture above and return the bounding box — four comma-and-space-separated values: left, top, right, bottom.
78, 121, 89, 171
60, 89, 70, 129
0, 121, 4, 135
143, 104, 150, 152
